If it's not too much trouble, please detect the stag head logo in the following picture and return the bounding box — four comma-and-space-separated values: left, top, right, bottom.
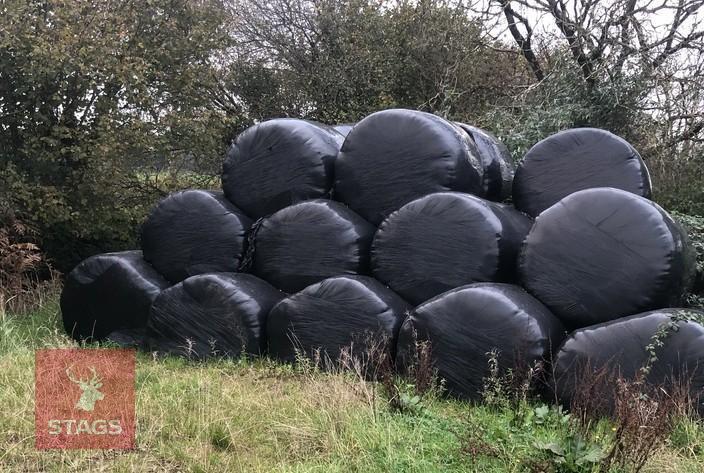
66, 365, 105, 412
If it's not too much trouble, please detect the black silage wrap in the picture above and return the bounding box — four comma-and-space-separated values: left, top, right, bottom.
60, 250, 169, 341
147, 272, 284, 359
334, 109, 485, 225
512, 128, 652, 217
222, 118, 344, 218
372, 192, 532, 305
396, 283, 565, 400
140, 189, 252, 283
455, 123, 514, 201
105, 328, 147, 349
333, 123, 355, 137
552, 309, 704, 415
267, 275, 410, 365
249, 199, 376, 293
518, 187, 693, 328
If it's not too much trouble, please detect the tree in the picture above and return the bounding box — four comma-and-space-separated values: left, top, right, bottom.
218, 0, 530, 123
478, 0, 704, 211
0, 0, 235, 271
483, 0, 704, 148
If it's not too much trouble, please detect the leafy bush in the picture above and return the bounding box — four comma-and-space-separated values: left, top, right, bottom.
478, 52, 648, 162
672, 212, 704, 308
0, 1, 233, 273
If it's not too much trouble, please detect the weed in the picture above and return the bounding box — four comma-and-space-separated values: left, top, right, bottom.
337, 331, 435, 415
601, 377, 693, 473
534, 433, 607, 472
565, 311, 704, 473
401, 326, 437, 397
481, 348, 545, 411
0, 211, 58, 316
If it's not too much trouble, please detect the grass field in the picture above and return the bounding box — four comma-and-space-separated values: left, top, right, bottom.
2, 297, 704, 472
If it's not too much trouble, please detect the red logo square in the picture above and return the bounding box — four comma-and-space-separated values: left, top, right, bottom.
35, 348, 136, 449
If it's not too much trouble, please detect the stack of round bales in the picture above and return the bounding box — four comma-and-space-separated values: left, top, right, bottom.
511, 128, 699, 411
58, 112, 701, 413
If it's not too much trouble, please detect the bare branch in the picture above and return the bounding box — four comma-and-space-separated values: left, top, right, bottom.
497, 0, 545, 81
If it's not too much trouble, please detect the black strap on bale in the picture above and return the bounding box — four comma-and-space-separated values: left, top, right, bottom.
238, 217, 265, 273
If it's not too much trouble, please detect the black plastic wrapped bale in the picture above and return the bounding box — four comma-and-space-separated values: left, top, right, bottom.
141, 190, 252, 283
61, 251, 169, 342
333, 123, 355, 137
513, 128, 652, 217
372, 192, 532, 305
334, 109, 485, 225
455, 123, 514, 201
105, 328, 146, 349
518, 187, 693, 329
267, 275, 410, 366
396, 283, 565, 400
250, 199, 376, 293
147, 273, 284, 359
222, 118, 344, 218
552, 309, 704, 415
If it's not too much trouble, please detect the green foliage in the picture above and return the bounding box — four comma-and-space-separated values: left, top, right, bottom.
4, 298, 704, 471
2, 0, 702, 271
672, 212, 704, 308
224, 0, 529, 124
534, 434, 607, 472
476, 47, 704, 214
650, 154, 704, 216
533, 404, 571, 427
479, 51, 649, 162
638, 309, 704, 382
0, 0, 234, 271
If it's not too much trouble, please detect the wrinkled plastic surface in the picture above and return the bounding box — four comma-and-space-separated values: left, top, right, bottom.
372, 192, 532, 305
396, 283, 565, 399
519, 187, 693, 328
61, 251, 169, 341
140, 190, 251, 283
333, 123, 355, 137
251, 199, 376, 293
105, 328, 146, 349
147, 273, 283, 359
552, 309, 704, 415
335, 109, 485, 224
455, 123, 514, 201
267, 275, 410, 364
513, 128, 652, 217
222, 118, 344, 218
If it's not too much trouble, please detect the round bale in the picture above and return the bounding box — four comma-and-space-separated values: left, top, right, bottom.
396, 283, 565, 399
334, 109, 484, 224
147, 273, 283, 359
372, 192, 532, 305
140, 190, 251, 283
250, 200, 376, 293
513, 128, 651, 217
267, 275, 410, 366
552, 309, 704, 415
518, 187, 693, 328
222, 118, 343, 218
455, 123, 514, 201
61, 250, 169, 341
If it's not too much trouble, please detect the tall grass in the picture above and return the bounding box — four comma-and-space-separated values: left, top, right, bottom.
2, 297, 704, 472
